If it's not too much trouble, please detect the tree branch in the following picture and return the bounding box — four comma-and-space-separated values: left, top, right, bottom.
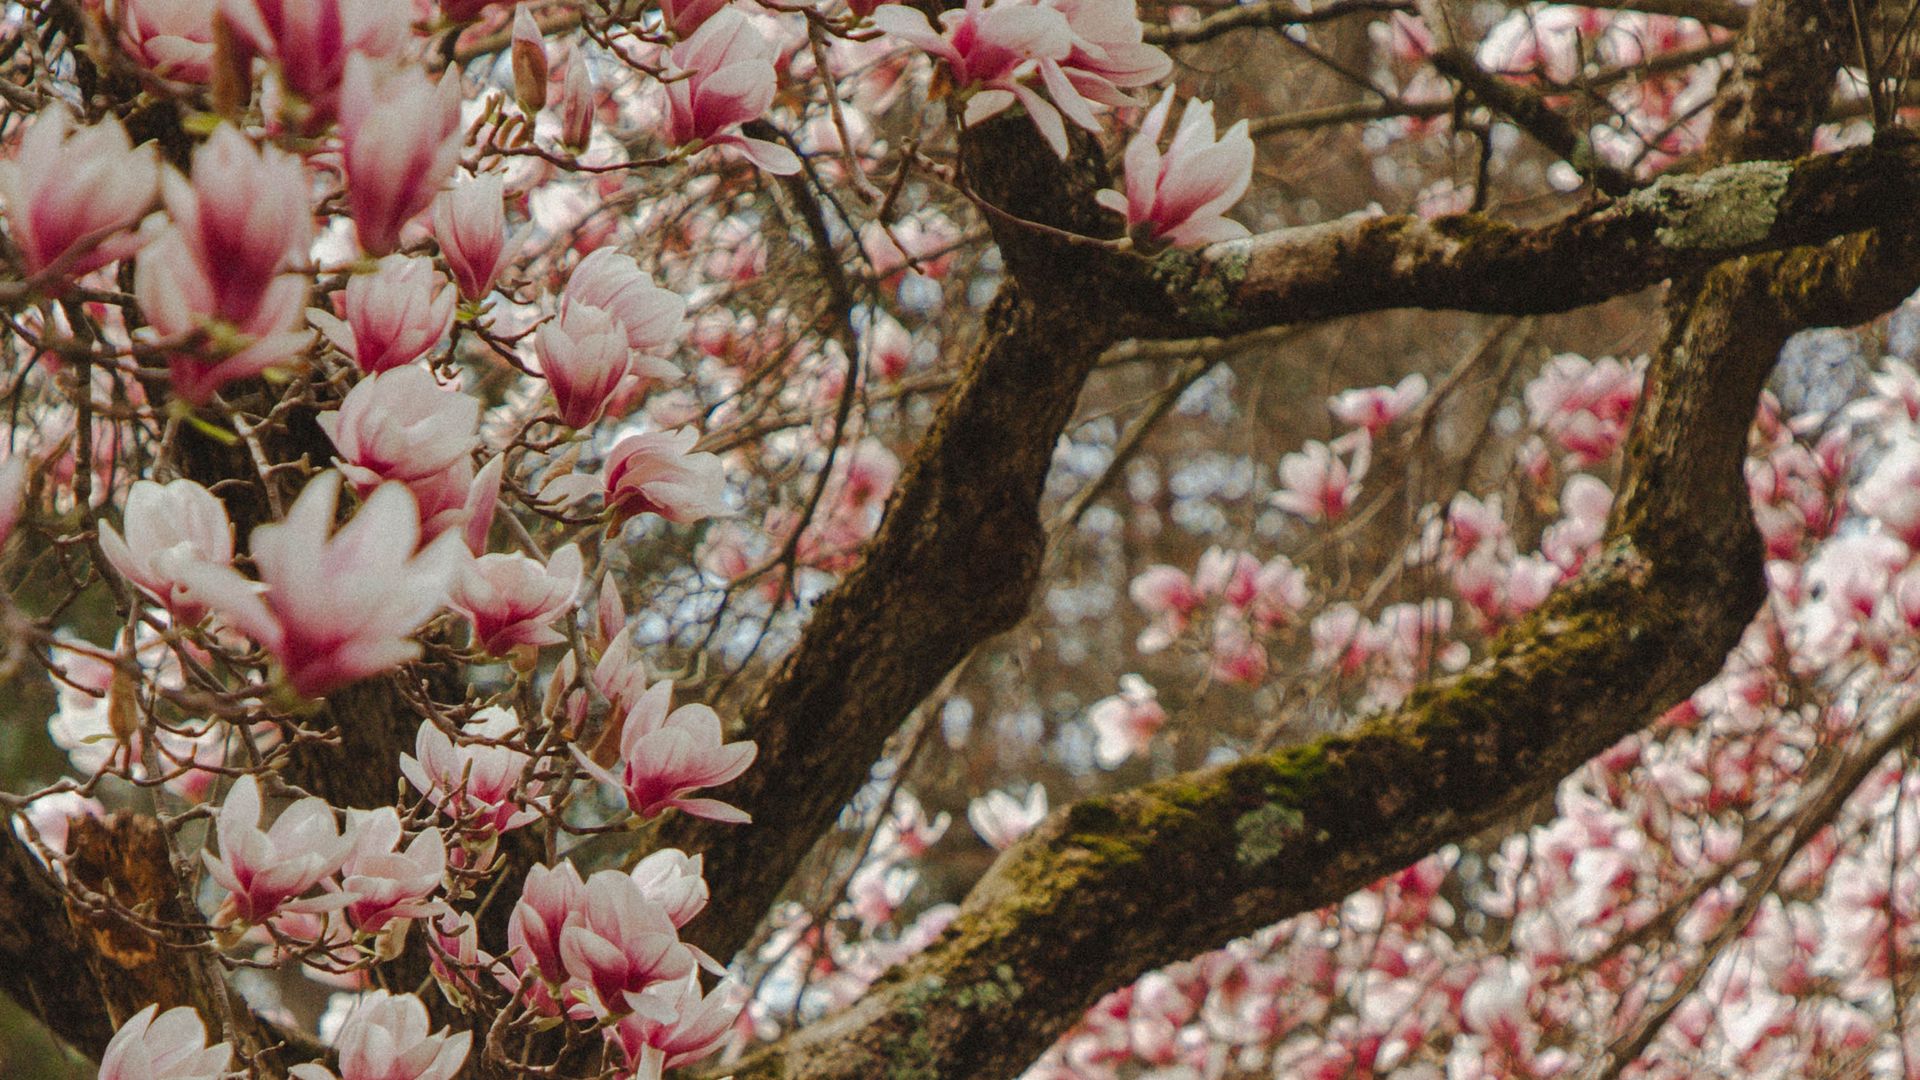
1150, 132, 1920, 336
650, 117, 1130, 962
721, 215, 1920, 1080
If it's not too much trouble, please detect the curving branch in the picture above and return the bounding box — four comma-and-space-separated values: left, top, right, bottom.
715, 1, 1882, 1073
721, 216, 1920, 1080
650, 118, 1132, 961
666, 102, 1920, 972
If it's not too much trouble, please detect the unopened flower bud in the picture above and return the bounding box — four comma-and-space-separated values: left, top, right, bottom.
511, 6, 548, 115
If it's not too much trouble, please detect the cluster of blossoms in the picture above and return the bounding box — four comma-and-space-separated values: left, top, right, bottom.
4, 4, 785, 1076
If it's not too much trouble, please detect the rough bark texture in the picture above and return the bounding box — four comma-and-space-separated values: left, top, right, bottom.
1699, 0, 1839, 164
0, 825, 117, 1057
654, 117, 1130, 960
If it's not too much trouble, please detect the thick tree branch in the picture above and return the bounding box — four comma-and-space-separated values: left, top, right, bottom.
667, 41, 1920, 974
723, 217, 1920, 1080
651, 118, 1130, 961
1149, 132, 1920, 336
0, 823, 116, 1058
722, 1, 1886, 1069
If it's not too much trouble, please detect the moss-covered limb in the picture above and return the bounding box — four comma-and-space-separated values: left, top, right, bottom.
719, 545, 1732, 1080
715, 214, 1920, 1080
1147, 133, 1920, 335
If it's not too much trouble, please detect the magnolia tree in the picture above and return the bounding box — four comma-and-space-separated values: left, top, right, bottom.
4, 0, 1920, 1076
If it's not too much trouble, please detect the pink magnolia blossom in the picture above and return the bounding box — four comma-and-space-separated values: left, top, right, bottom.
218, 0, 410, 122
1853, 441, 1920, 546
339, 57, 465, 255
968, 783, 1049, 850
536, 300, 642, 429
108, 0, 217, 82
1128, 564, 1200, 652
590, 633, 656, 724
1047, 0, 1170, 106
611, 975, 742, 1080
1329, 373, 1428, 434
876, 0, 1099, 158
1272, 432, 1370, 522
1096, 89, 1253, 250
504, 859, 593, 1018
338, 807, 448, 937
134, 130, 310, 399
0, 108, 159, 281
98, 477, 235, 623
629, 849, 709, 929
15, 792, 104, 869
289, 990, 470, 1080
558, 869, 697, 1016
1441, 490, 1508, 562
310, 255, 456, 373
662, 9, 802, 174
163, 124, 310, 324
431, 175, 511, 302
1129, 565, 1199, 617
1194, 546, 1260, 607
400, 707, 542, 833
573, 681, 757, 823
870, 312, 913, 380
457, 453, 505, 553
875, 790, 951, 859
0, 456, 23, 551
1523, 353, 1643, 466
601, 428, 729, 525
449, 543, 584, 654
563, 248, 687, 356
98, 1004, 232, 1080
1310, 602, 1382, 675
1208, 615, 1268, 685
135, 225, 313, 403
544, 432, 726, 527
1087, 673, 1167, 768
318, 366, 480, 495
421, 911, 483, 1009
172, 471, 466, 697
1250, 554, 1311, 629
202, 773, 355, 925
1540, 473, 1613, 572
